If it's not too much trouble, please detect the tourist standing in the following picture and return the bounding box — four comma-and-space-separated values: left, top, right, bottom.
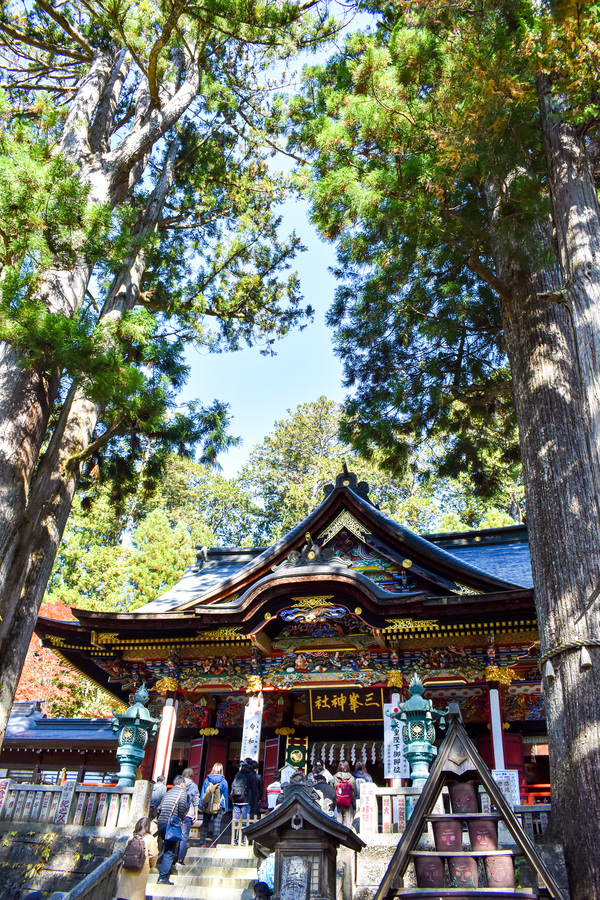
150, 775, 166, 816
352, 760, 373, 812
306, 759, 333, 785
333, 760, 357, 829
199, 762, 229, 847
313, 773, 337, 817
116, 817, 158, 900
231, 758, 260, 840
178, 767, 200, 866
156, 775, 188, 885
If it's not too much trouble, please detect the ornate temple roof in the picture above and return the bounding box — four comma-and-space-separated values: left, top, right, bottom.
34, 469, 537, 705
133, 474, 530, 615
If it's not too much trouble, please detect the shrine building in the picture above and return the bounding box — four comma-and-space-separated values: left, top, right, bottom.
34, 469, 548, 798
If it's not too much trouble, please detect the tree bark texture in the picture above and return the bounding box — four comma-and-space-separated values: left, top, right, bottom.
0, 139, 179, 745
493, 217, 600, 897
0, 40, 197, 592
538, 76, 600, 508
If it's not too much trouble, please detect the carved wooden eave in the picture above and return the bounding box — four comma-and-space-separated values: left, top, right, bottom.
132, 475, 526, 614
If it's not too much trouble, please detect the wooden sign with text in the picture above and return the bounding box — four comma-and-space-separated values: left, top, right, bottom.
309, 688, 384, 723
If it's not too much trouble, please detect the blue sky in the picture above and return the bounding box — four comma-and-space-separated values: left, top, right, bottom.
179, 8, 376, 477
181, 196, 348, 478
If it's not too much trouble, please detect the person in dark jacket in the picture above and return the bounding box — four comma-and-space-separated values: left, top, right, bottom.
231, 758, 260, 841
150, 774, 166, 815
178, 767, 200, 865
199, 762, 229, 847
156, 775, 188, 884
313, 773, 336, 817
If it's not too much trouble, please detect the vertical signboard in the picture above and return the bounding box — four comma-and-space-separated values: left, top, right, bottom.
383, 698, 410, 779
240, 693, 264, 763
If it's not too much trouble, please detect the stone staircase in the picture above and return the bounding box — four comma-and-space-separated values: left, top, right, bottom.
147, 844, 257, 900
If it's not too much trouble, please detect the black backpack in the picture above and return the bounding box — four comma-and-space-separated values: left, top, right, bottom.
122, 834, 146, 871
230, 771, 248, 804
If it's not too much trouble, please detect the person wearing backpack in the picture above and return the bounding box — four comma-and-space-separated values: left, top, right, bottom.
199, 762, 229, 847
230, 758, 259, 842
313, 773, 337, 818
116, 816, 158, 900
333, 760, 357, 829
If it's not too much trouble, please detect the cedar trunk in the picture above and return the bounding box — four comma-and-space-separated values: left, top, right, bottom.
0, 48, 198, 579
0, 140, 178, 744
494, 209, 600, 895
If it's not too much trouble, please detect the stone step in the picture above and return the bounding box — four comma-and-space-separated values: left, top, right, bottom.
183, 847, 256, 864
148, 885, 254, 900
150, 873, 254, 888
174, 863, 256, 879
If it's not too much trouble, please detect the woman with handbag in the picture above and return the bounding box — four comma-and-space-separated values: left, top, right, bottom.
156, 775, 189, 885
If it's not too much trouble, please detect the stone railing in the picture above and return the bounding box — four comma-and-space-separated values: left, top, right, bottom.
514, 803, 550, 840
359, 784, 422, 836
0, 778, 149, 829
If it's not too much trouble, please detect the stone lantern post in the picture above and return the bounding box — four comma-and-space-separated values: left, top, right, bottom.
110, 684, 161, 787
387, 673, 448, 788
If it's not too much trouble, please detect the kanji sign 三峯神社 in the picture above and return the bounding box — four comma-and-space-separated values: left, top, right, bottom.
309, 689, 384, 723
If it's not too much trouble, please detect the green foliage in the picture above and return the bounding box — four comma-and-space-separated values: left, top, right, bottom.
47, 455, 266, 611
239, 396, 520, 538
289, 0, 600, 499
127, 509, 196, 608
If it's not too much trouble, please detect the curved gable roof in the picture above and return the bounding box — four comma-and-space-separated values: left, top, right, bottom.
132, 473, 526, 616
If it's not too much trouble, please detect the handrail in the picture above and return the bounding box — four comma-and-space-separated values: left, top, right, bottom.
48, 839, 128, 900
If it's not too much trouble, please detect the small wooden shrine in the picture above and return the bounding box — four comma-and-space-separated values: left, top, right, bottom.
244, 782, 365, 900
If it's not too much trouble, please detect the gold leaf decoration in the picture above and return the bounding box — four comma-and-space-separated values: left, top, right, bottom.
290, 596, 335, 608
318, 511, 371, 544
387, 670, 404, 688
485, 665, 517, 686
154, 677, 179, 693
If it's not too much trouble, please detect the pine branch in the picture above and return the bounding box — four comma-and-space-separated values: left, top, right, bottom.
147, 0, 186, 109
36, 0, 95, 58
0, 20, 88, 61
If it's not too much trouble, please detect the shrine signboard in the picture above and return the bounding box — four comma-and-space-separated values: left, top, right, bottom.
240, 693, 264, 761
309, 689, 384, 723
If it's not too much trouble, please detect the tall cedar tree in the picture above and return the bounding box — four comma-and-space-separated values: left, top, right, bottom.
0, 0, 330, 744
291, 1, 600, 895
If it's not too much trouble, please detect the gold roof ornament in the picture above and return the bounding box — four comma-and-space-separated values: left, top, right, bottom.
246, 675, 263, 693
290, 595, 335, 607
387, 670, 404, 688
318, 509, 372, 545
197, 627, 244, 640
485, 665, 517, 687
154, 676, 179, 693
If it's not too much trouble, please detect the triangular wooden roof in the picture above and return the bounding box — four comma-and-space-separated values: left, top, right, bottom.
375, 712, 566, 900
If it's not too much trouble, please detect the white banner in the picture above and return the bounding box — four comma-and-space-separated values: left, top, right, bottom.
383, 700, 410, 779
240, 693, 264, 762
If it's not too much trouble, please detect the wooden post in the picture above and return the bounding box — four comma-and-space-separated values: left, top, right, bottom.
152, 696, 178, 781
